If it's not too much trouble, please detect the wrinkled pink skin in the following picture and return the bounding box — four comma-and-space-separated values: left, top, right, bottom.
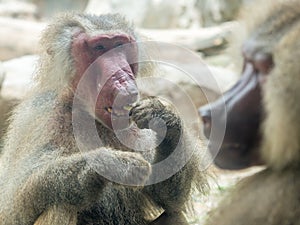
71, 32, 139, 130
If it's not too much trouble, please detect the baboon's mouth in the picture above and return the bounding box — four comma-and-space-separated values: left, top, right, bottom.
105, 105, 133, 117
208, 141, 246, 151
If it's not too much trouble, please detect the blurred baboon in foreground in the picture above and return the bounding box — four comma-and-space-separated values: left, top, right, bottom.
0, 13, 206, 225
200, 0, 300, 224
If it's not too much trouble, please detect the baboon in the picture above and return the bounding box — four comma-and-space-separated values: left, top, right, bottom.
199, 0, 300, 224
0, 74, 18, 146
0, 13, 206, 225
0, 97, 17, 145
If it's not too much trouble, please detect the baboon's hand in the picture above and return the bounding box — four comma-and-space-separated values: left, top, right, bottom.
130, 97, 182, 140
116, 151, 151, 186
94, 150, 151, 186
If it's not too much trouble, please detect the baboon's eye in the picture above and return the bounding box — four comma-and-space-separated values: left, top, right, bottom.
94, 45, 105, 51
114, 42, 124, 48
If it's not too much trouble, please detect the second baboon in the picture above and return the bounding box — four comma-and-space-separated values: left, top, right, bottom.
0, 13, 206, 225
200, 0, 300, 224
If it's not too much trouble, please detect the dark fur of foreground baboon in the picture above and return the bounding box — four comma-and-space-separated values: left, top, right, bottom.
200, 0, 300, 224
0, 13, 207, 225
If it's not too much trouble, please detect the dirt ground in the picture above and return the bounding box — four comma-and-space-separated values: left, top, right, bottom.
190, 165, 265, 225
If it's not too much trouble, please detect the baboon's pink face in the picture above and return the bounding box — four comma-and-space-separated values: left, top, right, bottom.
71, 32, 139, 130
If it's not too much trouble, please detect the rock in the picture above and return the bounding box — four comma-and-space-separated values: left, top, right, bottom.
0, 1, 37, 19
196, 0, 244, 27
85, 0, 250, 29
140, 22, 237, 53
140, 0, 201, 28
0, 18, 45, 60
85, 0, 149, 27
85, 0, 201, 29
33, 0, 88, 18
1, 55, 37, 99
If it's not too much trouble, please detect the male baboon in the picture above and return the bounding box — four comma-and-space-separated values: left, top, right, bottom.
0, 74, 19, 146
0, 13, 206, 225
199, 0, 300, 224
